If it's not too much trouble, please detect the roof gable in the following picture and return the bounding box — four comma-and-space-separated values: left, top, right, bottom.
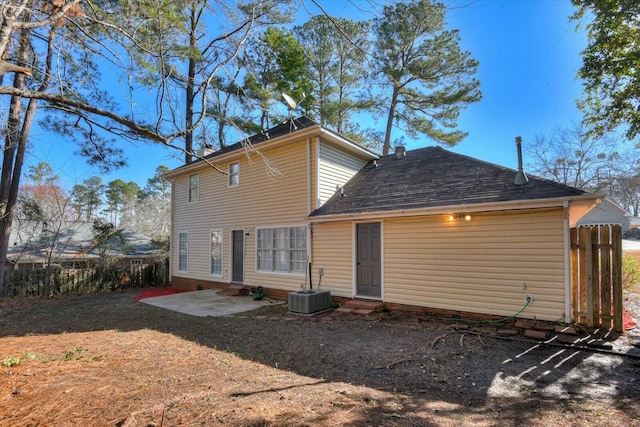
310, 146, 590, 217
166, 116, 378, 178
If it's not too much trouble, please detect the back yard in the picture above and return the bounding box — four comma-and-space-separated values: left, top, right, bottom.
1, 289, 639, 426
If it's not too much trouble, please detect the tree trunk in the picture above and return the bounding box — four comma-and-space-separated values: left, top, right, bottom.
0, 20, 33, 294
184, 5, 198, 164
0, 82, 28, 294
0, 23, 55, 294
0, 0, 29, 57
382, 86, 399, 156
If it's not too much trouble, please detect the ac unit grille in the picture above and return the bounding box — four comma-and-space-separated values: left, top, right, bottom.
288, 291, 331, 314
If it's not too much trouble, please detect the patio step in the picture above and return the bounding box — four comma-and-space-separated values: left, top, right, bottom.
331, 299, 385, 316
343, 299, 385, 311
221, 284, 248, 296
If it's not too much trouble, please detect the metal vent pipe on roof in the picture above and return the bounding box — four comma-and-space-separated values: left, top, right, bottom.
513, 136, 529, 186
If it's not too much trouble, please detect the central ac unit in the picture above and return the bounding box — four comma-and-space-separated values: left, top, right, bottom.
288, 290, 331, 314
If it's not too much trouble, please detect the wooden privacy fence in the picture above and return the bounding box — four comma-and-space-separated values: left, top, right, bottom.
2, 259, 169, 297
570, 225, 623, 333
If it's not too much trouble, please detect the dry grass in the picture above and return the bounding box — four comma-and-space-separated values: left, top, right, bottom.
1, 289, 639, 426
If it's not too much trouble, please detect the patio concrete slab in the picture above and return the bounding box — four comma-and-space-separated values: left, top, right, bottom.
139, 290, 277, 317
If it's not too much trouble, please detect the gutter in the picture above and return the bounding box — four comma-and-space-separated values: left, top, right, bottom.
308, 194, 602, 223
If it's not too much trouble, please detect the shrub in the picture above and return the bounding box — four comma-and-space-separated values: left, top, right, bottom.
2, 356, 20, 367
622, 254, 640, 292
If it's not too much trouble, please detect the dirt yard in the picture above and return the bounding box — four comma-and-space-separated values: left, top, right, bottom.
1, 289, 639, 427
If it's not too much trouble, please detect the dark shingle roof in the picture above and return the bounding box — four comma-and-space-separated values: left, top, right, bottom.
7, 221, 164, 262
200, 116, 321, 160
310, 146, 589, 217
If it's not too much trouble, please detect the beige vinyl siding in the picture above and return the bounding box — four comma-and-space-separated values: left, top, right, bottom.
317, 141, 367, 208
198, 145, 310, 225
568, 199, 598, 227
171, 142, 311, 289
309, 139, 318, 214
310, 221, 354, 297
383, 209, 566, 321
309, 208, 568, 320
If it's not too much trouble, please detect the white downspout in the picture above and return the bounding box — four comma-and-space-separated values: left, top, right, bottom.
169, 180, 175, 280
306, 138, 313, 266
307, 138, 311, 214
563, 200, 571, 323
315, 137, 321, 209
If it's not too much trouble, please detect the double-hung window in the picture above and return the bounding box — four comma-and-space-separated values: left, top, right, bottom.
178, 232, 188, 271
188, 174, 199, 203
210, 230, 223, 276
228, 162, 239, 187
257, 226, 307, 273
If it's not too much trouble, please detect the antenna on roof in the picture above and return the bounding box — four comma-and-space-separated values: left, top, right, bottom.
282, 92, 299, 110
282, 92, 306, 131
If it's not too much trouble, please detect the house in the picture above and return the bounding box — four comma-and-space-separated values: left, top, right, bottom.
6, 220, 165, 271
166, 116, 620, 323
574, 196, 630, 232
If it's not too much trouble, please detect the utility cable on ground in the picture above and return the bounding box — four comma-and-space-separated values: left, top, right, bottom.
441, 301, 530, 325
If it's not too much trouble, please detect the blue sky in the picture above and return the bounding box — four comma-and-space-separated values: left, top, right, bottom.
443, 0, 586, 169
25, 0, 587, 188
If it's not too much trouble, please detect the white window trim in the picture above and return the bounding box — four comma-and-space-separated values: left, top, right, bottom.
188, 174, 199, 203
210, 228, 223, 277
178, 232, 188, 272
228, 162, 239, 187
255, 224, 309, 276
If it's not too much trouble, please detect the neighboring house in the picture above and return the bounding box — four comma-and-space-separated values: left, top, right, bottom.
575, 197, 630, 232
166, 116, 619, 322
6, 221, 165, 271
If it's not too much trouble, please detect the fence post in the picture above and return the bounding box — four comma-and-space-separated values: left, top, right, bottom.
570, 228, 578, 323
612, 225, 623, 333
600, 225, 612, 329
590, 227, 601, 325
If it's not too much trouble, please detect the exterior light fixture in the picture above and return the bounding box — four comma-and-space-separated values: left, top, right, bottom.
448, 214, 472, 222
